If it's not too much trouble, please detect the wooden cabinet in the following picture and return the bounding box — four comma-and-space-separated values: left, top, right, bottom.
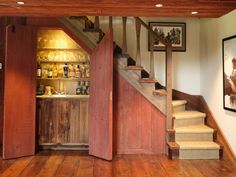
37, 98, 88, 149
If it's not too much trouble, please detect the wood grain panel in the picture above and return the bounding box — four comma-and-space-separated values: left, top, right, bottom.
113, 71, 166, 154
0, 0, 235, 17
89, 28, 113, 160
3, 25, 36, 159
0, 26, 5, 147
37, 99, 89, 146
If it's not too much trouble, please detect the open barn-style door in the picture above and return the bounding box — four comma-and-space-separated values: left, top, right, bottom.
2, 25, 36, 159
89, 28, 113, 160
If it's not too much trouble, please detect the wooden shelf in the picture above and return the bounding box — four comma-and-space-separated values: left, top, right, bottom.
37, 77, 89, 81
38, 60, 88, 64
37, 48, 83, 51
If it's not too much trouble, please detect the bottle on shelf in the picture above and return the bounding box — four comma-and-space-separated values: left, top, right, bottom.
48, 65, 53, 78
52, 63, 58, 78
69, 64, 76, 78
80, 63, 85, 78
76, 81, 82, 95
63, 63, 69, 78
75, 65, 81, 78
58, 64, 64, 78
37, 63, 42, 78
42, 65, 48, 78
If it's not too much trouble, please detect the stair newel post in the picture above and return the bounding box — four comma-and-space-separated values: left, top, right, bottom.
149, 32, 155, 79
109, 16, 113, 29
122, 17, 127, 55
94, 16, 100, 29
135, 18, 141, 66
166, 42, 173, 130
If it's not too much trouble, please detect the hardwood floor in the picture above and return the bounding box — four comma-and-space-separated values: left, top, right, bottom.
0, 151, 236, 177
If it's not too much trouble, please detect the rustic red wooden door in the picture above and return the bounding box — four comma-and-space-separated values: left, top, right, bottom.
3, 25, 36, 159
89, 28, 113, 160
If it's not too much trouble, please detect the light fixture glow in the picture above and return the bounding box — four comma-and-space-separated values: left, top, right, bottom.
155, 4, 163, 7
191, 11, 198, 15
17, 1, 25, 5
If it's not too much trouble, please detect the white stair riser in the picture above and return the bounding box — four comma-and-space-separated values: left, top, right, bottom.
175, 133, 213, 141
127, 70, 141, 80
179, 149, 219, 159
173, 105, 186, 113
174, 117, 205, 128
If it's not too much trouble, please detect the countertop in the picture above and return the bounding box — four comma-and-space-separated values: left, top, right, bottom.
36, 95, 89, 99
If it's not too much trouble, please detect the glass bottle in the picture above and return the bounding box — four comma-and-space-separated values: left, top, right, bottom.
52, 63, 58, 78
63, 63, 69, 78
36, 63, 42, 78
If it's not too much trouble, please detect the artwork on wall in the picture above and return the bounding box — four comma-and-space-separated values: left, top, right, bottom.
148, 22, 186, 52
223, 35, 236, 112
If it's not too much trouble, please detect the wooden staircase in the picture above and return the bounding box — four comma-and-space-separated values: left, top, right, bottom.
59, 16, 223, 160
168, 100, 223, 159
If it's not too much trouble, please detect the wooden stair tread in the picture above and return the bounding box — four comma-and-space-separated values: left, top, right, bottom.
153, 89, 167, 96
172, 100, 187, 107
173, 111, 206, 119
124, 66, 143, 71
139, 78, 157, 83
177, 141, 220, 149
174, 125, 215, 133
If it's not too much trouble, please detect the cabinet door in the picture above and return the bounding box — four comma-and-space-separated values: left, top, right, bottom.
89, 28, 113, 160
3, 25, 36, 159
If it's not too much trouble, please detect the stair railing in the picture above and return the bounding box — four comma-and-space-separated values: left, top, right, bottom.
122, 17, 173, 130
89, 16, 173, 130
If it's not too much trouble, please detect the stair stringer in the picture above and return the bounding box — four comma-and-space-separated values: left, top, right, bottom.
114, 55, 166, 114
58, 17, 98, 50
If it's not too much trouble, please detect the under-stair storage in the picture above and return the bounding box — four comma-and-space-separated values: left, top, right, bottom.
168, 100, 222, 160
36, 28, 90, 150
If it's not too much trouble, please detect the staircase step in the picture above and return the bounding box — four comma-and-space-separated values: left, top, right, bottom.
172, 100, 187, 113
139, 78, 157, 83
178, 141, 220, 159
173, 111, 206, 127
153, 89, 167, 96
174, 125, 215, 141
125, 66, 143, 71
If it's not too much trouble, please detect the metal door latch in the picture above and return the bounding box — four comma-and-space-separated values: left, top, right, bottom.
0, 63, 2, 70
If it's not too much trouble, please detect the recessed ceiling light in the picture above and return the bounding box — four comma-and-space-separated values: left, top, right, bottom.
16, 1, 25, 5
191, 11, 198, 15
155, 4, 163, 7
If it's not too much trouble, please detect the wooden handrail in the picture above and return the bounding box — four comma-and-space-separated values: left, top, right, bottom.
135, 17, 168, 46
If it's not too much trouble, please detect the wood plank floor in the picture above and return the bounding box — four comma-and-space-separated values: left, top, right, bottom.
0, 151, 236, 177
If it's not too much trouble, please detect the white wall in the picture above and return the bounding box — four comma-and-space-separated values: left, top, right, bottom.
99, 17, 201, 95
200, 10, 236, 157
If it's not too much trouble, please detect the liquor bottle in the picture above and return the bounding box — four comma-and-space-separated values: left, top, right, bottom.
42, 65, 48, 78
36, 63, 42, 77
58, 65, 64, 78
63, 63, 69, 78
76, 81, 81, 95
48, 65, 53, 78
69, 64, 75, 78
80, 63, 85, 78
52, 63, 58, 78
75, 65, 81, 78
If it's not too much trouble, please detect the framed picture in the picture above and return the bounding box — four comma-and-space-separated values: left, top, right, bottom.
148, 22, 186, 52
223, 35, 236, 112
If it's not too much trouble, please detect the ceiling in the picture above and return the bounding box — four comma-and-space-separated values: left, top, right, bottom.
0, 0, 236, 18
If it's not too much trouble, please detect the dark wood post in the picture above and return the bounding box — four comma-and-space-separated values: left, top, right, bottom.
135, 18, 141, 66
166, 42, 173, 130
122, 17, 127, 54
149, 32, 155, 79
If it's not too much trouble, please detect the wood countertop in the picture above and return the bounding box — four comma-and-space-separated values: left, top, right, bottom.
36, 95, 89, 99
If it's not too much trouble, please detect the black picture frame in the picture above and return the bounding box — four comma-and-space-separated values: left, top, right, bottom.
223, 35, 236, 112
148, 22, 186, 52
